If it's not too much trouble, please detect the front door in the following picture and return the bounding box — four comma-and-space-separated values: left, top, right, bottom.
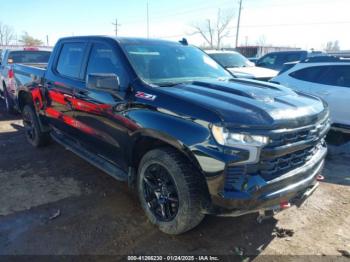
72, 41, 134, 171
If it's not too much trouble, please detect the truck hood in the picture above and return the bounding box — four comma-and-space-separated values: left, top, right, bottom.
157, 79, 327, 129
227, 66, 278, 79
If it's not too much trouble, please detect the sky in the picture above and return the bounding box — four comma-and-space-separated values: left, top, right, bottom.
1, 0, 350, 50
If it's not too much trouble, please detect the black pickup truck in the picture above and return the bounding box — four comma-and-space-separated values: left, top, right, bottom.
13, 36, 330, 234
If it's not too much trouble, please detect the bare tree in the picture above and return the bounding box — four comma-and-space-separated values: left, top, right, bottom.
191, 19, 214, 48
325, 40, 340, 51
256, 35, 267, 46
216, 9, 233, 49
19, 32, 43, 46
0, 22, 15, 45
190, 8, 234, 49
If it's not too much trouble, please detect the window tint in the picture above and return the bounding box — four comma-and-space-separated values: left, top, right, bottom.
86, 43, 128, 88
8, 51, 51, 63
283, 52, 304, 63
319, 65, 350, 87
56, 43, 87, 79
290, 65, 350, 87
258, 54, 277, 66
290, 66, 327, 82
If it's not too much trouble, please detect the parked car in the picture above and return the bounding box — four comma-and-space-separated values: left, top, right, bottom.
256, 50, 326, 71
271, 58, 350, 133
206, 50, 278, 81
0, 47, 51, 113
14, 36, 329, 234
248, 57, 259, 63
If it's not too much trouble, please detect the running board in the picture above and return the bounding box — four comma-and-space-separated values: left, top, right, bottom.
51, 131, 128, 182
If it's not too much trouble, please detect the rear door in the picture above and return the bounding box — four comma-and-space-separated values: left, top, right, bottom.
288, 65, 350, 125
71, 40, 133, 171
45, 41, 88, 137
317, 65, 350, 125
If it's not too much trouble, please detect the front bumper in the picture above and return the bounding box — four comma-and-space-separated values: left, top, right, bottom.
204, 143, 327, 216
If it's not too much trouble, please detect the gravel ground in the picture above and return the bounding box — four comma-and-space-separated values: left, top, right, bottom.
0, 100, 349, 260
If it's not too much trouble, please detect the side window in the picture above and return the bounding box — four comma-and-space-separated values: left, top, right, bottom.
284, 52, 303, 63
319, 65, 350, 87
259, 54, 276, 66
86, 43, 128, 89
289, 66, 328, 83
56, 43, 87, 79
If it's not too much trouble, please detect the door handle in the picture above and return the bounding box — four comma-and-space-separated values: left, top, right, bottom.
65, 99, 74, 110
63, 94, 74, 110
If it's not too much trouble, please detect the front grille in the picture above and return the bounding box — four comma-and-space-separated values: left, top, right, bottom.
224, 144, 323, 190
258, 144, 320, 181
224, 116, 329, 190
268, 117, 330, 148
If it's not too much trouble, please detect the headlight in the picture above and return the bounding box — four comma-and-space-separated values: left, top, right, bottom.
211, 125, 269, 147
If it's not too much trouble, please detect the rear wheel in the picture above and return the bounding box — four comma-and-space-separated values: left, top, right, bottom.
22, 104, 50, 147
137, 148, 205, 234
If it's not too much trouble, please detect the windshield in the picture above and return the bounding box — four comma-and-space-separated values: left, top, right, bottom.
121, 42, 232, 85
8, 51, 51, 64
209, 52, 253, 68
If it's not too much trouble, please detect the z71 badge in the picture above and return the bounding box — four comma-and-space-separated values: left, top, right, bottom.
135, 91, 157, 101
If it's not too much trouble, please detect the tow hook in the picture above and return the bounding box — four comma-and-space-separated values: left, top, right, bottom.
257, 201, 291, 224
257, 209, 275, 224
316, 174, 325, 181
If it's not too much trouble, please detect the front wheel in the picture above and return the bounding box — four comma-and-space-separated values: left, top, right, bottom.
137, 148, 205, 234
22, 104, 50, 147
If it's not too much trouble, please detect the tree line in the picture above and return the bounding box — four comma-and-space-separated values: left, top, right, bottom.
0, 22, 43, 46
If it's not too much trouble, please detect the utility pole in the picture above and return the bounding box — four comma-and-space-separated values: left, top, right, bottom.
235, 0, 243, 48
46, 35, 49, 46
112, 18, 121, 36
146, 0, 150, 38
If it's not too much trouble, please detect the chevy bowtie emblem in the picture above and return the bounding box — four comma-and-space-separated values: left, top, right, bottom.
135, 91, 157, 101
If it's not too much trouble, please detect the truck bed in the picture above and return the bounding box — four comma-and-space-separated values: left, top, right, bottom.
13, 63, 46, 86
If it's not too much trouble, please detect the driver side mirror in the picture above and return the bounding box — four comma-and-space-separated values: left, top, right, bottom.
87, 73, 120, 91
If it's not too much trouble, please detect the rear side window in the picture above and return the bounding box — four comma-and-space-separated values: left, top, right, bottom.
290, 65, 350, 87
56, 43, 87, 79
8, 51, 51, 63
319, 65, 350, 87
290, 66, 328, 82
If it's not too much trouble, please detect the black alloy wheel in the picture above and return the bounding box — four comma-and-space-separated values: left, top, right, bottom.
142, 163, 179, 222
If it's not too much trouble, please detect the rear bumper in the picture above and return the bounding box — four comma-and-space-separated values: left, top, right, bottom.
205, 144, 326, 216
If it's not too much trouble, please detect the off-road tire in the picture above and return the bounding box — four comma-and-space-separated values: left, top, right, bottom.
22, 104, 50, 147
137, 147, 205, 235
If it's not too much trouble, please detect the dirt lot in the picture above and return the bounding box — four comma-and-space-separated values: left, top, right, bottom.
0, 99, 349, 259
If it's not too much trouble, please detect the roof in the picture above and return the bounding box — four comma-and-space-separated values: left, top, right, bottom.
297, 55, 350, 63
57, 35, 183, 46
205, 50, 239, 54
